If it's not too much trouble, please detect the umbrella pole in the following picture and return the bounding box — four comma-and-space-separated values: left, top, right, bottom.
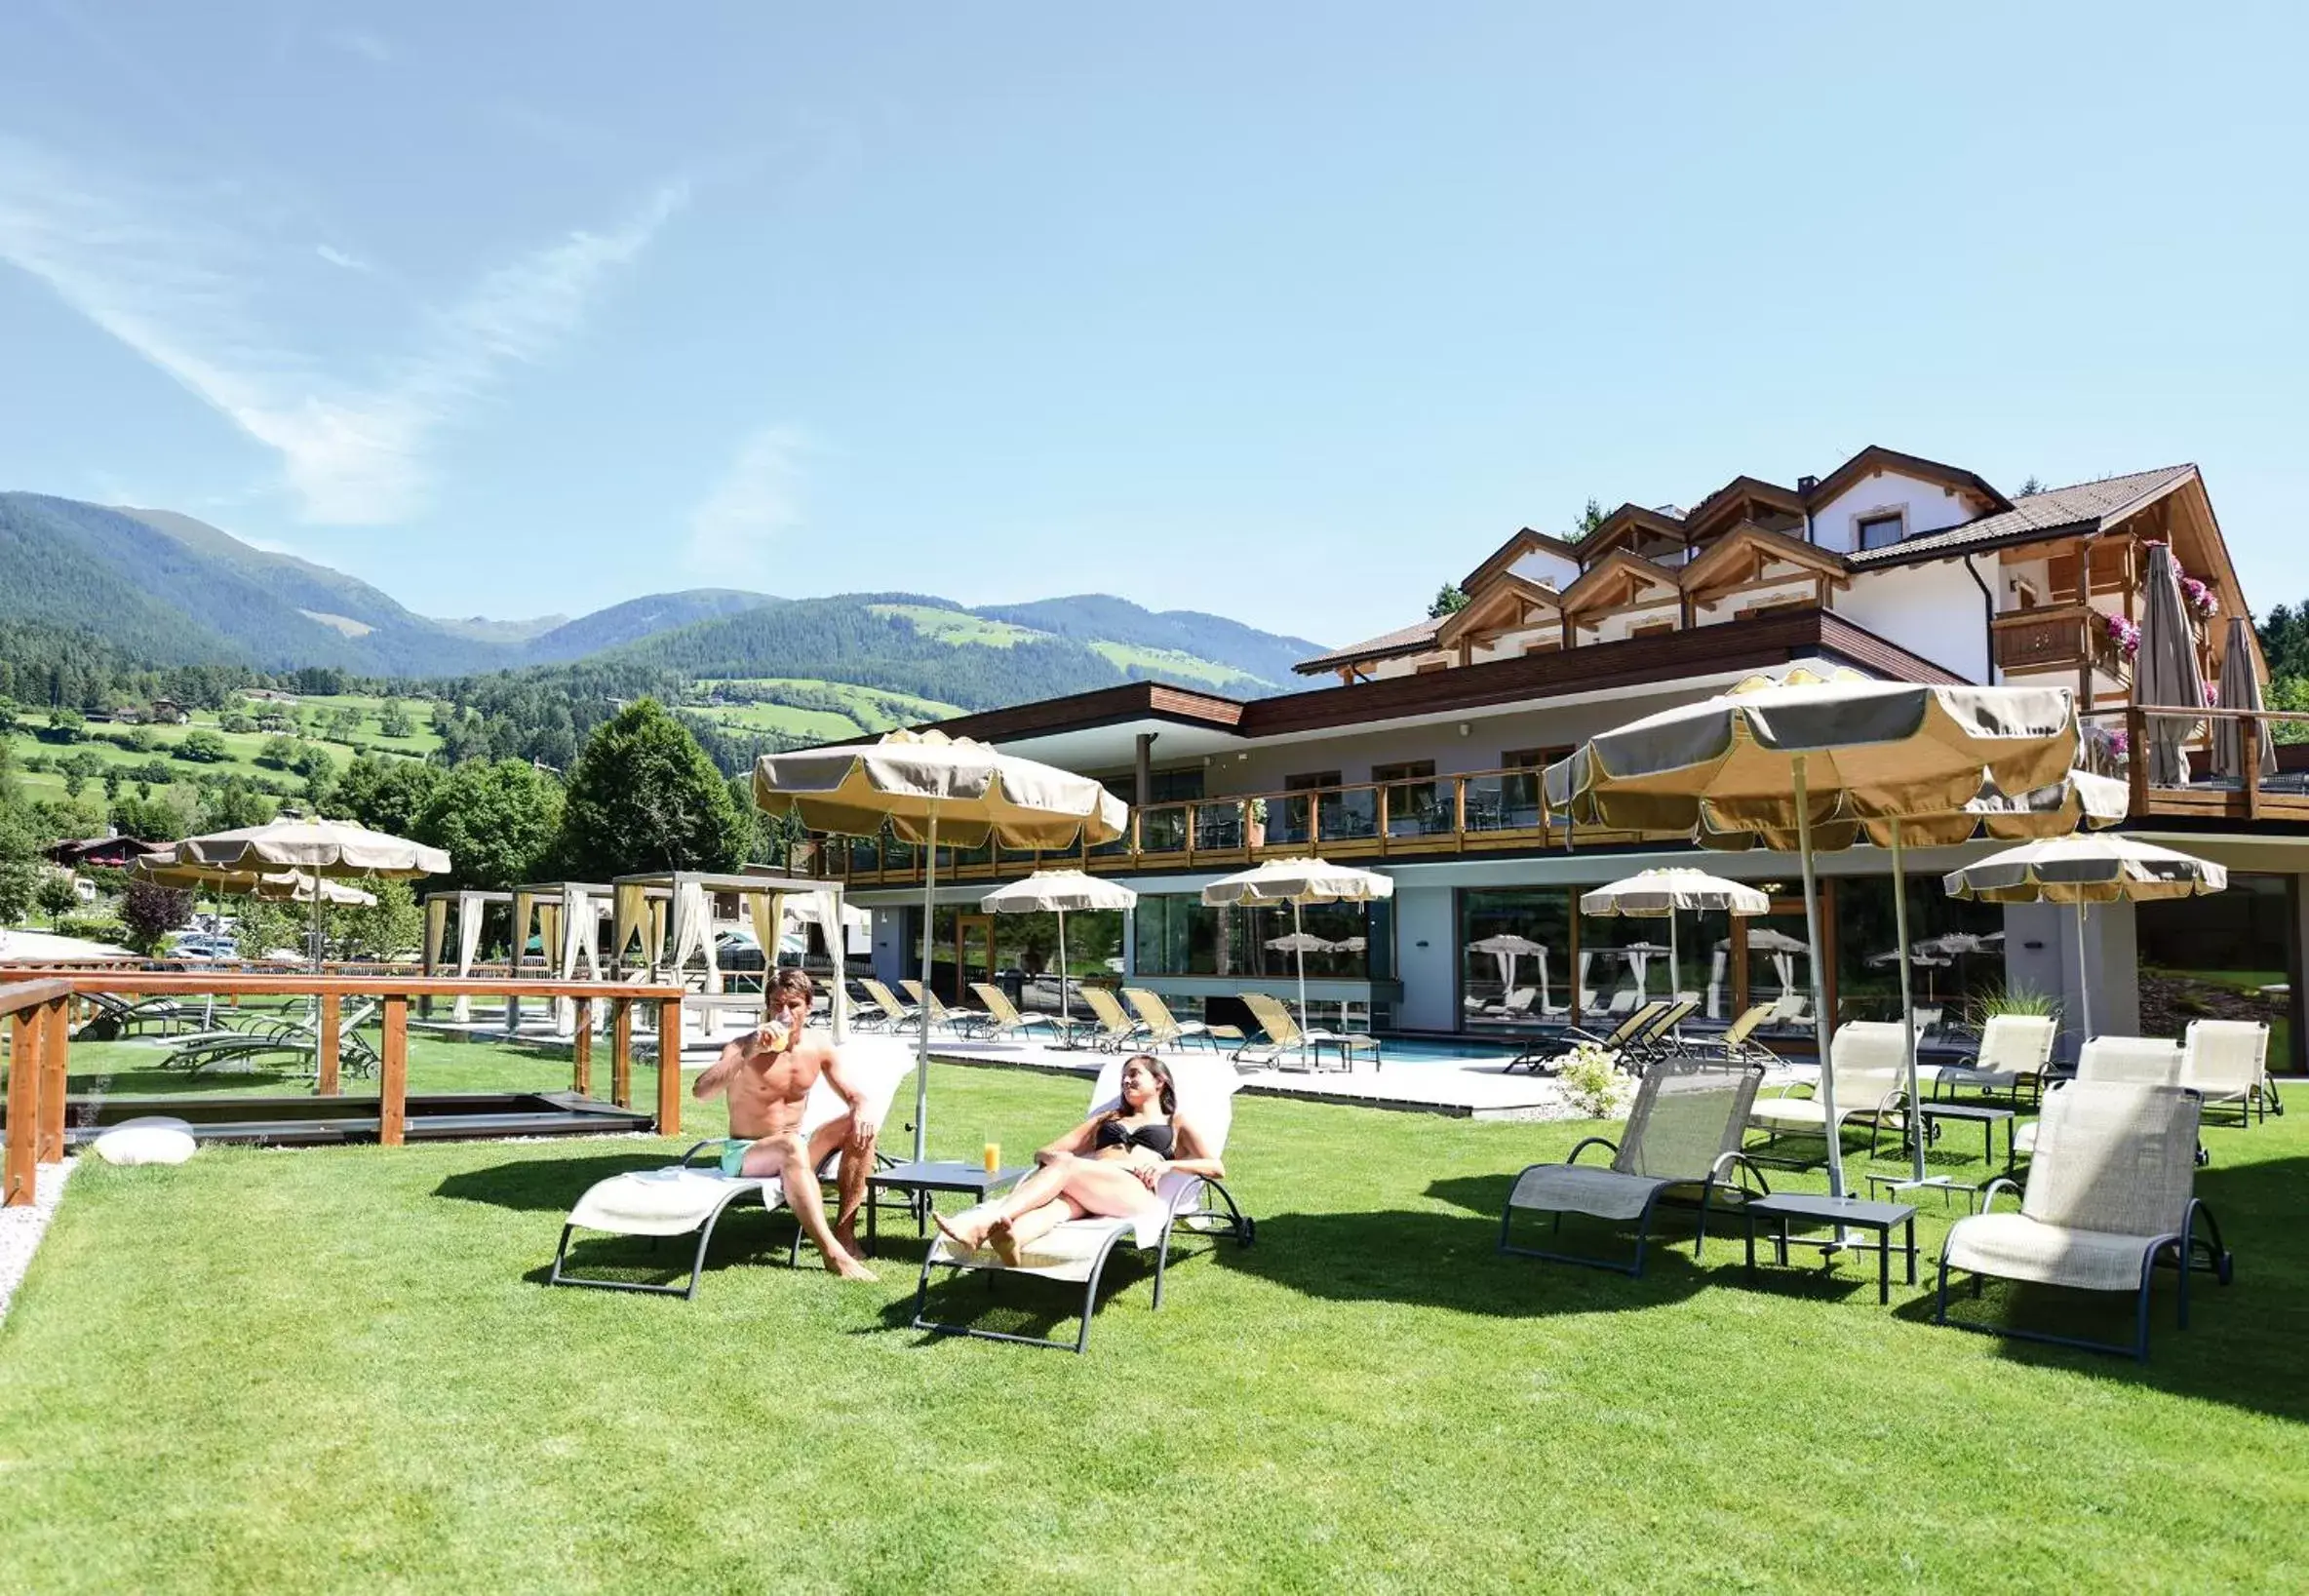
1791, 758, 1846, 1201
1056, 906, 1071, 1043
2075, 901, 2093, 1045
916, 811, 937, 1163
1294, 898, 1310, 1064
1890, 820, 1926, 1184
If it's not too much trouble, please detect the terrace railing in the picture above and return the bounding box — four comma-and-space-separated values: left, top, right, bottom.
802, 708, 2309, 891
0, 972, 690, 1209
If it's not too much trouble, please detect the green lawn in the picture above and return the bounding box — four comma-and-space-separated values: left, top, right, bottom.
867, 603, 1046, 647
1089, 640, 1269, 693
3, 1054, 2305, 1592
696, 678, 961, 730
689, 699, 864, 743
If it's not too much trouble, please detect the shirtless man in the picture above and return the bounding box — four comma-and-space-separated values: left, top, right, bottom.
691, 968, 881, 1281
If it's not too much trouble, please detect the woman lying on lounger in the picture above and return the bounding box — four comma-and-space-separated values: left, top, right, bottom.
932, 1053, 1226, 1265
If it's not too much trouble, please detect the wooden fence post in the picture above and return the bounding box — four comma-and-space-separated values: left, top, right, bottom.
379, 995, 408, 1147
5, 1009, 38, 1207
38, 997, 67, 1163
2127, 707, 2150, 815
571, 997, 593, 1097
611, 1000, 634, 1108
2244, 712, 2265, 822
656, 998, 683, 1136
316, 991, 341, 1097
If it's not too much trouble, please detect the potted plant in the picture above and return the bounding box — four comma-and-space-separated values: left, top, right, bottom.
1244, 797, 1268, 849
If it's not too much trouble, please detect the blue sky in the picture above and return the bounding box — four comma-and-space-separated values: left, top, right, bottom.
2, 4, 2303, 647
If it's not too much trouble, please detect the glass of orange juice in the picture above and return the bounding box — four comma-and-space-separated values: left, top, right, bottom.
982, 1140, 1000, 1175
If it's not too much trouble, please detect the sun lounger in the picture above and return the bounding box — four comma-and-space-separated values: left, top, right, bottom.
1119, 988, 1244, 1055
905, 983, 994, 1037
856, 979, 919, 1032
74, 990, 212, 1040
549, 1050, 908, 1299
1615, 998, 1701, 1075
1690, 1003, 1778, 1067
1928, 1014, 2056, 1104
1233, 992, 1380, 1072
1500, 1055, 1769, 1275
1937, 1082, 2231, 1360
2181, 1019, 2280, 1126
911, 1053, 1253, 1352
968, 983, 1076, 1044
1747, 1020, 1907, 1159
1074, 986, 1148, 1051
163, 1001, 380, 1077
1506, 999, 1669, 1076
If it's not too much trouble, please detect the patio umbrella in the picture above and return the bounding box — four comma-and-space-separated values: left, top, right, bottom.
132, 853, 377, 906
1468, 931, 1547, 1010
1264, 930, 1339, 953
173, 817, 444, 971
2211, 614, 2277, 781
1547, 666, 2076, 1197
1943, 836, 2227, 1041
1202, 858, 1393, 1048
1581, 869, 1768, 1010
2138, 543, 2208, 788
979, 869, 1137, 1038
756, 730, 1127, 1158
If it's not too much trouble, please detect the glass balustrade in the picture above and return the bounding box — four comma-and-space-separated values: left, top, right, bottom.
1385, 782, 1450, 838
1315, 788, 1379, 843
1194, 798, 1246, 851
1140, 804, 1191, 854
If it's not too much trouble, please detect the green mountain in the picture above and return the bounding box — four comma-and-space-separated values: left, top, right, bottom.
0, 493, 1326, 716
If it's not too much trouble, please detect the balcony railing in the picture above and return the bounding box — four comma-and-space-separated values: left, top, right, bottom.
810, 765, 1601, 886
802, 710, 2309, 890
1992, 605, 2130, 681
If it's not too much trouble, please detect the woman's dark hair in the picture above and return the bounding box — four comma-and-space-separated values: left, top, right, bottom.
1112, 1052, 1176, 1117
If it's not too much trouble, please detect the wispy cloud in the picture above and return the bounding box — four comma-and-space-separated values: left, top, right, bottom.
328, 28, 394, 64
314, 243, 372, 272
0, 136, 685, 523
687, 425, 809, 582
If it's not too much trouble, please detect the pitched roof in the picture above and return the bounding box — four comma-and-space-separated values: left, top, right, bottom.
1850, 464, 2198, 565
1460, 526, 1584, 593
1805, 445, 2013, 517
1290, 616, 1444, 675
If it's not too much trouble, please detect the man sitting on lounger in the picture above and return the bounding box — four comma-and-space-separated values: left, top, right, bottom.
691, 968, 881, 1281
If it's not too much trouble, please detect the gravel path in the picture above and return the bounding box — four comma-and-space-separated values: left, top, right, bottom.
0, 1157, 78, 1329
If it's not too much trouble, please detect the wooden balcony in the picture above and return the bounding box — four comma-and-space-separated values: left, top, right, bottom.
802, 709, 2309, 891
1991, 604, 2130, 682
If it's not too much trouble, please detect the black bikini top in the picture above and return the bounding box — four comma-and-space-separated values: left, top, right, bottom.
1093, 1117, 1176, 1158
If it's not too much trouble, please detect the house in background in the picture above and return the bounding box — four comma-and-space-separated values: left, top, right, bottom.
795, 447, 2300, 1070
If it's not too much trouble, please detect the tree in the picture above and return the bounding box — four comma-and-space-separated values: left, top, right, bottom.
412, 759, 565, 892
234, 898, 303, 961
35, 872, 79, 926
119, 880, 193, 954
1428, 585, 1470, 618
176, 728, 231, 763
111, 789, 194, 841
0, 861, 36, 926
258, 733, 299, 768
199, 777, 275, 833
335, 877, 422, 961
333, 755, 444, 837
552, 700, 747, 879
60, 749, 102, 797
377, 698, 414, 738
2017, 475, 2046, 497
1567, 498, 1608, 542
47, 707, 86, 742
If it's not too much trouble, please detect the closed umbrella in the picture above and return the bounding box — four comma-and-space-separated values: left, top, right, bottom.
1202, 858, 1393, 1051
979, 868, 1138, 1040
175, 816, 446, 971
756, 730, 1127, 1158
1547, 666, 2076, 1196
1581, 869, 1768, 1011
2138, 543, 2209, 788
2211, 614, 2276, 781
1943, 836, 2227, 1041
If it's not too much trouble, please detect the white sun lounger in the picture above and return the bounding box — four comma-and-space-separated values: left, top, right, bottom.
548, 1045, 908, 1299
911, 1054, 1253, 1353
2181, 1019, 2280, 1126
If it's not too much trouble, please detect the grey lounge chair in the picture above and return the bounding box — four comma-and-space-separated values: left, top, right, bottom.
1937, 1081, 2231, 1360
1507, 998, 1671, 1075
1499, 1055, 1769, 1275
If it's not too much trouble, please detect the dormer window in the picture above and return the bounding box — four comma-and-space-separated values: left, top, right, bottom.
1856, 510, 1906, 549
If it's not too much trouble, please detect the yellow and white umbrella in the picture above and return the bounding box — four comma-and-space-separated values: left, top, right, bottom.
756, 730, 1128, 1158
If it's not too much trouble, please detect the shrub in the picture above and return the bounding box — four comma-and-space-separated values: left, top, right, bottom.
1964, 983, 2062, 1032
1557, 1041, 1631, 1117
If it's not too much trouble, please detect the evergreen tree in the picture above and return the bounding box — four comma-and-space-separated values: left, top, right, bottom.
551, 700, 748, 878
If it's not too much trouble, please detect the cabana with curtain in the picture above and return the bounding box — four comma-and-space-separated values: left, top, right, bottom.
421, 889, 512, 1022
606, 871, 855, 1042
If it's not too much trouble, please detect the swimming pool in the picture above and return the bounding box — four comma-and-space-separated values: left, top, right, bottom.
1368, 1034, 1526, 1066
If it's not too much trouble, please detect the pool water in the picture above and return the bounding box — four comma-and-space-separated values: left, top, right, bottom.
1369, 1034, 1527, 1065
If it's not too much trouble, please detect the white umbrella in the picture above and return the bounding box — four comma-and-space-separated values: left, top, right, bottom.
1581, 869, 1768, 1009
979, 868, 1138, 1038
1468, 931, 1547, 1010
756, 730, 1127, 1158
1943, 836, 2227, 1041
176, 815, 447, 971
1548, 666, 2077, 1196
1264, 930, 1339, 953
1203, 858, 1393, 1049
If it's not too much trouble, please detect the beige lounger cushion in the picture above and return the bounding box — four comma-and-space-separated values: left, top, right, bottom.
1939, 1213, 2163, 1294
1507, 1163, 1659, 1224
569, 1168, 777, 1238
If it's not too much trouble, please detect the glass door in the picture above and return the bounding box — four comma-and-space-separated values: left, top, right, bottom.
953, 914, 998, 1005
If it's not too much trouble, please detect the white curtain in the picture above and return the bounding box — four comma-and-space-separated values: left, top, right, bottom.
453, 890, 486, 1023
1624, 950, 1651, 997
1771, 951, 1793, 998
668, 880, 714, 990
1707, 949, 1727, 1020
557, 885, 605, 1035
1534, 948, 1551, 1015
612, 883, 648, 973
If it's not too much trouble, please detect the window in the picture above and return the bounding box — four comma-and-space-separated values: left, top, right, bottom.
1856, 510, 1906, 549
1284, 771, 1341, 792
1374, 759, 1441, 837
1415, 659, 1449, 675
1628, 619, 1676, 639
1371, 759, 1435, 785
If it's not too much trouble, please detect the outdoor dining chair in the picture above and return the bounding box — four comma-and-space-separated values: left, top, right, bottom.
1499, 1055, 1769, 1275
1937, 1081, 2231, 1360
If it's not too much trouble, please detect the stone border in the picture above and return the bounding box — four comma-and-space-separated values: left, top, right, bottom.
0, 1157, 78, 1330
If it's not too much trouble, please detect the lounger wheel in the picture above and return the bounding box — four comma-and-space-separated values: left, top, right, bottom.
2216, 1253, 2235, 1285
